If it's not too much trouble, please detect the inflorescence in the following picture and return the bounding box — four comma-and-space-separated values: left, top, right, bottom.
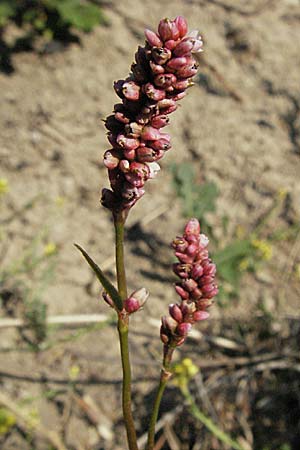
101, 16, 203, 215
160, 218, 218, 347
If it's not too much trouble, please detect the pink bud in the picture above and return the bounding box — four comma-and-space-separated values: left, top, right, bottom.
193, 310, 209, 321
154, 73, 176, 89
119, 159, 130, 173
124, 297, 140, 313
174, 36, 203, 56
151, 47, 172, 65
103, 150, 120, 170
143, 83, 166, 101
166, 57, 187, 70
175, 252, 193, 264
141, 126, 162, 141
164, 40, 177, 50
117, 134, 140, 150
182, 278, 198, 292
186, 243, 198, 256
144, 28, 162, 47
176, 322, 192, 336
125, 122, 143, 138
173, 263, 191, 278
185, 218, 200, 235
123, 148, 136, 160
102, 292, 115, 308
158, 18, 180, 41
175, 284, 189, 300
175, 16, 188, 37
176, 64, 198, 78
151, 115, 170, 128
122, 81, 141, 101
172, 237, 188, 253
191, 264, 204, 279
149, 61, 165, 74
169, 304, 183, 323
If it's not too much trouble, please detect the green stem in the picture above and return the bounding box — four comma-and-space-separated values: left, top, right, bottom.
182, 386, 247, 450
114, 212, 138, 450
146, 346, 175, 450
114, 213, 128, 300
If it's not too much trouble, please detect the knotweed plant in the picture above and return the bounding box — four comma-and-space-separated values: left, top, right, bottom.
76, 16, 218, 450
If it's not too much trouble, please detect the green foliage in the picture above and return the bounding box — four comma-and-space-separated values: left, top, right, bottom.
171, 162, 218, 231
0, 0, 108, 68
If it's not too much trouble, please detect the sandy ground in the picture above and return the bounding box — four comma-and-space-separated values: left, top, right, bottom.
1, 0, 300, 449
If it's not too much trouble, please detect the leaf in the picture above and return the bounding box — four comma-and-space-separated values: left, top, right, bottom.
193, 181, 218, 217
74, 244, 123, 311
55, 0, 107, 32
0, 1, 16, 27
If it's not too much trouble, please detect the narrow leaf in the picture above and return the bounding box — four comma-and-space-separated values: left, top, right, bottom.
74, 244, 123, 311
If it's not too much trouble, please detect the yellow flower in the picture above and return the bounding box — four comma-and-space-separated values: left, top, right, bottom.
239, 258, 250, 272
0, 408, 16, 435
172, 358, 199, 389
0, 178, 9, 196
69, 364, 80, 381
251, 239, 272, 261
43, 242, 57, 256
55, 196, 65, 207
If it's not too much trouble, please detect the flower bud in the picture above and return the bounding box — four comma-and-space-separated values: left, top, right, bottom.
119, 159, 130, 173
154, 73, 176, 89
117, 134, 140, 150
176, 322, 192, 336
164, 39, 177, 50
175, 284, 189, 300
173, 263, 191, 278
182, 278, 198, 292
193, 310, 209, 321
149, 61, 165, 74
151, 47, 172, 65
150, 115, 170, 128
124, 297, 140, 313
103, 150, 120, 170
185, 218, 200, 235
166, 57, 187, 70
123, 148, 136, 160
102, 291, 115, 308
191, 264, 204, 279
143, 83, 166, 101
125, 122, 143, 138
141, 126, 162, 141
158, 18, 180, 41
175, 16, 188, 37
149, 137, 171, 151
169, 304, 183, 323
144, 28, 162, 47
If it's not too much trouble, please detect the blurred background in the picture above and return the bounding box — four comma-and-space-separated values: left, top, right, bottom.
0, 1, 300, 449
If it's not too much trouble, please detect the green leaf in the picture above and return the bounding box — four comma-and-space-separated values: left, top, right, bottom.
55, 0, 107, 32
74, 243, 123, 311
0, 1, 16, 27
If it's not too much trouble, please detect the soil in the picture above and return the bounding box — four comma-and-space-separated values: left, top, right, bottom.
0, 1, 300, 449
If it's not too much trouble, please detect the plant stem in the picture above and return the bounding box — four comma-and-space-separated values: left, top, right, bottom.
182, 386, 247, 450
114, 213, 128, 300
114, 212, 138, 450
146, 345, 175, 450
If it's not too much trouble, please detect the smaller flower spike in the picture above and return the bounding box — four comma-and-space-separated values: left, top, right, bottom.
160, 219, 218, 347
101, 16, 203, 216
